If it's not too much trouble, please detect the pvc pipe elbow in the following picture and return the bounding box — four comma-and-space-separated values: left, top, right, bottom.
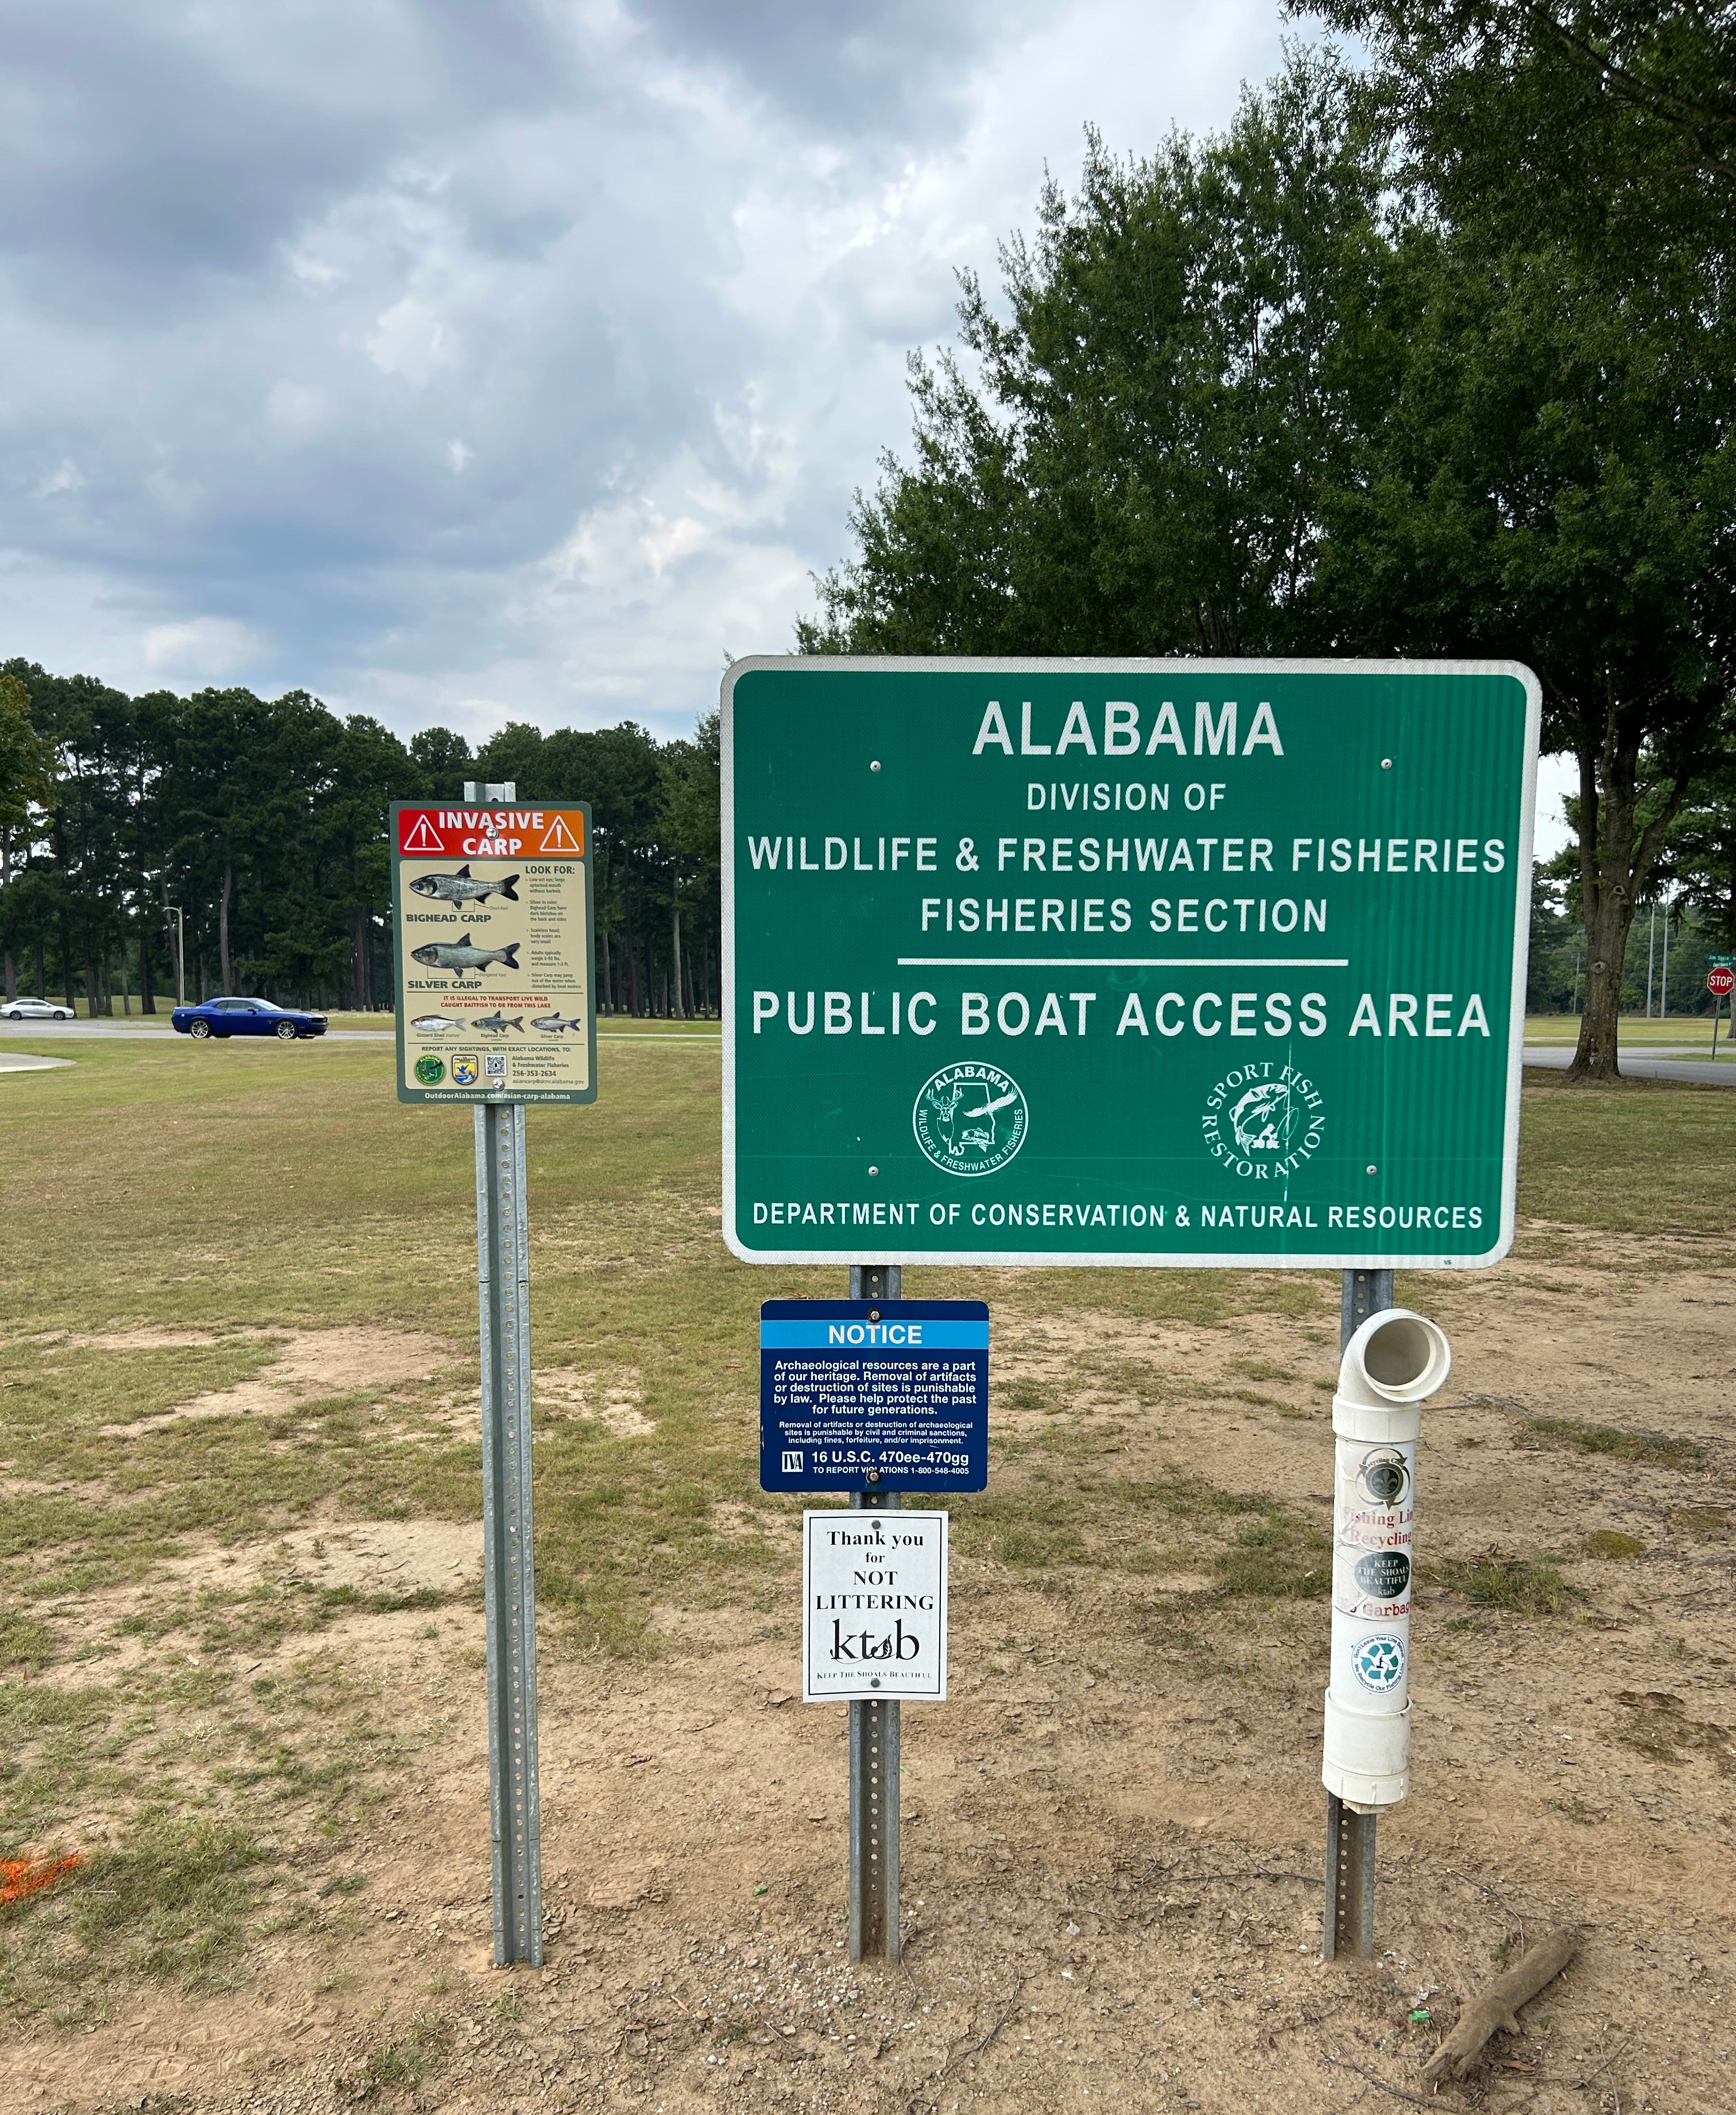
1335, 1309, 1451, 1416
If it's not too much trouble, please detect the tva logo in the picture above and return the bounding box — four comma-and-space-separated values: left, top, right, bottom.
829, 1621, 925, 1663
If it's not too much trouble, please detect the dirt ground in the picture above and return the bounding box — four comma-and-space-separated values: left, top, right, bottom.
5, 1229, 1734, 2115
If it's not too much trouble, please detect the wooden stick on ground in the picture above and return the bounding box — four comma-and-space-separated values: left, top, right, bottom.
1421, 1927, 1582, 2084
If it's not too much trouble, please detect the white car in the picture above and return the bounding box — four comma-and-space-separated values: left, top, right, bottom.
0, 998, 74, 1021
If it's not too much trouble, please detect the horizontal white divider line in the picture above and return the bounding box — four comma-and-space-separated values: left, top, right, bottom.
893, 956, 1351, 970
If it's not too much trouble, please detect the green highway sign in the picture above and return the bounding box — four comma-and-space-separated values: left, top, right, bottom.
722, 658, 1540, 1268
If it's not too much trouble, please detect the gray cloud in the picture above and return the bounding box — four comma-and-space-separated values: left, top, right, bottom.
0, 0, 1287, 740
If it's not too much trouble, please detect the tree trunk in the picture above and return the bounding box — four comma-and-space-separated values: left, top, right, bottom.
219, 862, 233, 991
138, 896, 156, 1013
1566, 710, 1694, 1083
672, 905, 684, 1019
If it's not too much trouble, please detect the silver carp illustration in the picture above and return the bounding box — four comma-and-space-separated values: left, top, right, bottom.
530, 1013, 586, 1033
409, 932, 521, 974
474, 1012, 524, 1033
408, 863, 519, 905
410, 1013, 464, 1032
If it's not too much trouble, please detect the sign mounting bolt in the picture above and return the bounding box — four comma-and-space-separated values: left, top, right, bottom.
1366, 1164, 1378, 1175
1381, 758, 1393, 769
868, 1165, 879, 1177
870, 760, 881, 771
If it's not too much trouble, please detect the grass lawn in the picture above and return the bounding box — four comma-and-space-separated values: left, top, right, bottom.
1526, 1010, 1732, 1047
0, 1028, 1729, 2041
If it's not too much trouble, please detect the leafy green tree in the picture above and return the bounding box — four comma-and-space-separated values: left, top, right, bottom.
1661, 737, 1736, 956
408, 725, 472, 797
1301, 1, 1736, 1077
1314, 235, 1736, 1076
801, 56, 1402, 657
1304, 2, 1736, 270
0, 669, 58, 1001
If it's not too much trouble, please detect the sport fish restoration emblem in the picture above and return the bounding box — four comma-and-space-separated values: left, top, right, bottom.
912, 1062, 1029, 1177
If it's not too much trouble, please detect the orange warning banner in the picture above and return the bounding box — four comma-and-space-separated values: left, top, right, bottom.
396, 807, 586, 859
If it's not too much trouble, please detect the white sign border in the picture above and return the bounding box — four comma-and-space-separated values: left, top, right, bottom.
802, 1506, 949, 1703
721, 656, 1541, 1270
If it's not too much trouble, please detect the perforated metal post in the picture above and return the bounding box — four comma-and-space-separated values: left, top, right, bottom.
847, 1262, 901, 1963
477, 1100, 542, 1966
1324, 1266, 1392, 1961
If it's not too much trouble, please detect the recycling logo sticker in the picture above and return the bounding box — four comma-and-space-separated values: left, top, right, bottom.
1200, 1060, 1324, 1180
1351, 1634, 1407, 1694
913, 1062, 1028, 1177
1355, 1446, 1411, 1508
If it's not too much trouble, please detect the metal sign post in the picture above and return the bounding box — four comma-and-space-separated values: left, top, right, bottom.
390, 797, 598, 1970
849, 1260, 900, 1963
1324, 1266, 1390, 1961
1708, 962, 1734, 1052
476, 1099, 542, 1965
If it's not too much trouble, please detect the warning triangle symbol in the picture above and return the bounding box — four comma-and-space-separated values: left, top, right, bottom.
402, 813, 444, 853
541, 812, 582, 854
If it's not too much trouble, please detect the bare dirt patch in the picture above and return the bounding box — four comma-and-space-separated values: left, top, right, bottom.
4, 1238, 1734, 2115
93, 1326, 451, 1436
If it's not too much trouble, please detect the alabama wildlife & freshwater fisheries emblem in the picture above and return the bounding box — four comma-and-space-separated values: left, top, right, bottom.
912, 1062, 1029, 1177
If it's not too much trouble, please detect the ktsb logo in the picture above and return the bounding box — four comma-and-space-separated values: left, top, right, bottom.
828, 1620, 925, 1663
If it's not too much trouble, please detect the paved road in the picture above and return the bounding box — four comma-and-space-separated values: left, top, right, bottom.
1524, 1047, 1736, 1086
0, 1021, 720, 1044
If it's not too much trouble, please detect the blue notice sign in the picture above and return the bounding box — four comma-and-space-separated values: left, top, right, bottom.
760, 1300, 989, 1493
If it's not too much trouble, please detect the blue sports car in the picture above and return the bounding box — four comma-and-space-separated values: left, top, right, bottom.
171, 997, 328, 1040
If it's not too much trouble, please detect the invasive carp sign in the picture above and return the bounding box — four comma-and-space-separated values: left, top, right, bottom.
720, 658, 1540, 1267
391, 801, 596, 1105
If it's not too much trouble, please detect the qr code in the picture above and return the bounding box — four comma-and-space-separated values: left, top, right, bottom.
485, 1053, 507, 1079
780, 1450, 803, 1474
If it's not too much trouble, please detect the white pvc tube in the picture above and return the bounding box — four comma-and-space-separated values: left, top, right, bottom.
1322, 1310, 1449, 1810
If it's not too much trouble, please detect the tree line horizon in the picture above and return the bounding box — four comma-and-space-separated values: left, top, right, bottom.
0, 660, 719, 1018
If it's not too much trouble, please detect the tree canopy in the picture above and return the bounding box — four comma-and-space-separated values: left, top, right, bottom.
803, 42, 1736, 1076
0, 666, 719, 1017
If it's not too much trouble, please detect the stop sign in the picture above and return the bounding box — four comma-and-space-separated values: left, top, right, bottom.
1710, 966, 1735, 998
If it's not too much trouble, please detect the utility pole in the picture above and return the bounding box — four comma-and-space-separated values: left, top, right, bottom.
1646, 903, 1657, 1018
1662, 896, 1672, 1018
164, 905, 185, 1005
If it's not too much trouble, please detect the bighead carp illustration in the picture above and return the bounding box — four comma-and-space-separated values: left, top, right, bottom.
474, 1012, 524, 1033
530, 1013, 586, 1033
408, 864, 519, 905
409, 933, 521, 974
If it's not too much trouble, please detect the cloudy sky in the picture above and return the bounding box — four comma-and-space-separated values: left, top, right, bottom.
0, 1, 1298, 733
0, 1, 1575, 846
